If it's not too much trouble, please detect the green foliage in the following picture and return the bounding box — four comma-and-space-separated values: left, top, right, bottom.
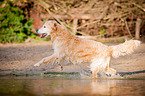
122, 38, 125, 43
0, 0, 34, 43
99, 28, 105, 35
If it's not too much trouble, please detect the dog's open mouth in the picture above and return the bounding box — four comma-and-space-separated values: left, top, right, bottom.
40, 33, 47, 38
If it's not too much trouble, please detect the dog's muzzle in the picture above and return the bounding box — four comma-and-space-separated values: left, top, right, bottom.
36, 29, 39, 33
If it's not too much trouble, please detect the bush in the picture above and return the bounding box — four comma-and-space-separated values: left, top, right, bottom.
0, 0, 34, 43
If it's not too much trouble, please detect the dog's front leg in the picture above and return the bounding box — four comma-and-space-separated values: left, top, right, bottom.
92, 69, 98, 78
34, 54, 57, 67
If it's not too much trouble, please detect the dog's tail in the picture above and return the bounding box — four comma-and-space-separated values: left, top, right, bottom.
109, 40, 141, 58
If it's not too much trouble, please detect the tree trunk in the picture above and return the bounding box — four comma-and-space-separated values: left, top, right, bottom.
73, 18, 78, 34
135, 18, 142, 40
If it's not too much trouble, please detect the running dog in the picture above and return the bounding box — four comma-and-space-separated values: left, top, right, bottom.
34, 20, 141, 78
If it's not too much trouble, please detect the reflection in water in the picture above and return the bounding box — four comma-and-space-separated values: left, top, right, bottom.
0, 78, 145, 96
91, 80, 145, 95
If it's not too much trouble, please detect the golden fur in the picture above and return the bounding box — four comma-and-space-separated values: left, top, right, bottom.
34, 20, 141, 78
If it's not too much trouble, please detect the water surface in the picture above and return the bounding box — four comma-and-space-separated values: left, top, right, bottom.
0, 77, 145, 96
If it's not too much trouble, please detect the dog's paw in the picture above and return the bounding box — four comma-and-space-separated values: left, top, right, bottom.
105, 72, 111, 77
34, 63, 40, 67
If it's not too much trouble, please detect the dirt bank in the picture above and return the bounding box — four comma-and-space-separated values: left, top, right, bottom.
0, 41, 145, 79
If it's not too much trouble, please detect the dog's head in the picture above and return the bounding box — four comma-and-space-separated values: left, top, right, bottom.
36, 20, 58, 38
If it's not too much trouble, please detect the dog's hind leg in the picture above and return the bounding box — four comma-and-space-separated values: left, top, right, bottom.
90, 56, 111, 78
34, 54, 57, 67
105, 67, 117, 76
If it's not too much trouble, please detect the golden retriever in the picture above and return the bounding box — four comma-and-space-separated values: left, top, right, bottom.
34, 20, 141, 78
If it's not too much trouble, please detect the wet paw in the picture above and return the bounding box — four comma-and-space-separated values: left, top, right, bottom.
105, 72, 112, 77
105, 72, 123, 78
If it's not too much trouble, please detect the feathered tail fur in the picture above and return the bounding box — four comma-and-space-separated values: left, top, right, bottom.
110, 40, 141, 58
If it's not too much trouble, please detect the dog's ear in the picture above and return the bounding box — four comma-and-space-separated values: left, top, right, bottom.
52, 22, 57, 31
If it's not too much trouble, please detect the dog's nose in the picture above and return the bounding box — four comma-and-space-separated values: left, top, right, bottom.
36, 29, 39, 33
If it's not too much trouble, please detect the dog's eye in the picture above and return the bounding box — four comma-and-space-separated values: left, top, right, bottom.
44, 26, 46, 28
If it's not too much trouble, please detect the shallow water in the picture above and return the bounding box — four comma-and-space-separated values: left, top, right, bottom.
0, 77, 145, 96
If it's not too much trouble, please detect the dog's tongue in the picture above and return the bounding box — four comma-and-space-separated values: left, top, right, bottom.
40, 33, 47, 38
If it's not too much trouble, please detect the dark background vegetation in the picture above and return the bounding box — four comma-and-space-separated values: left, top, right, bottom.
0, 0, 145, 43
